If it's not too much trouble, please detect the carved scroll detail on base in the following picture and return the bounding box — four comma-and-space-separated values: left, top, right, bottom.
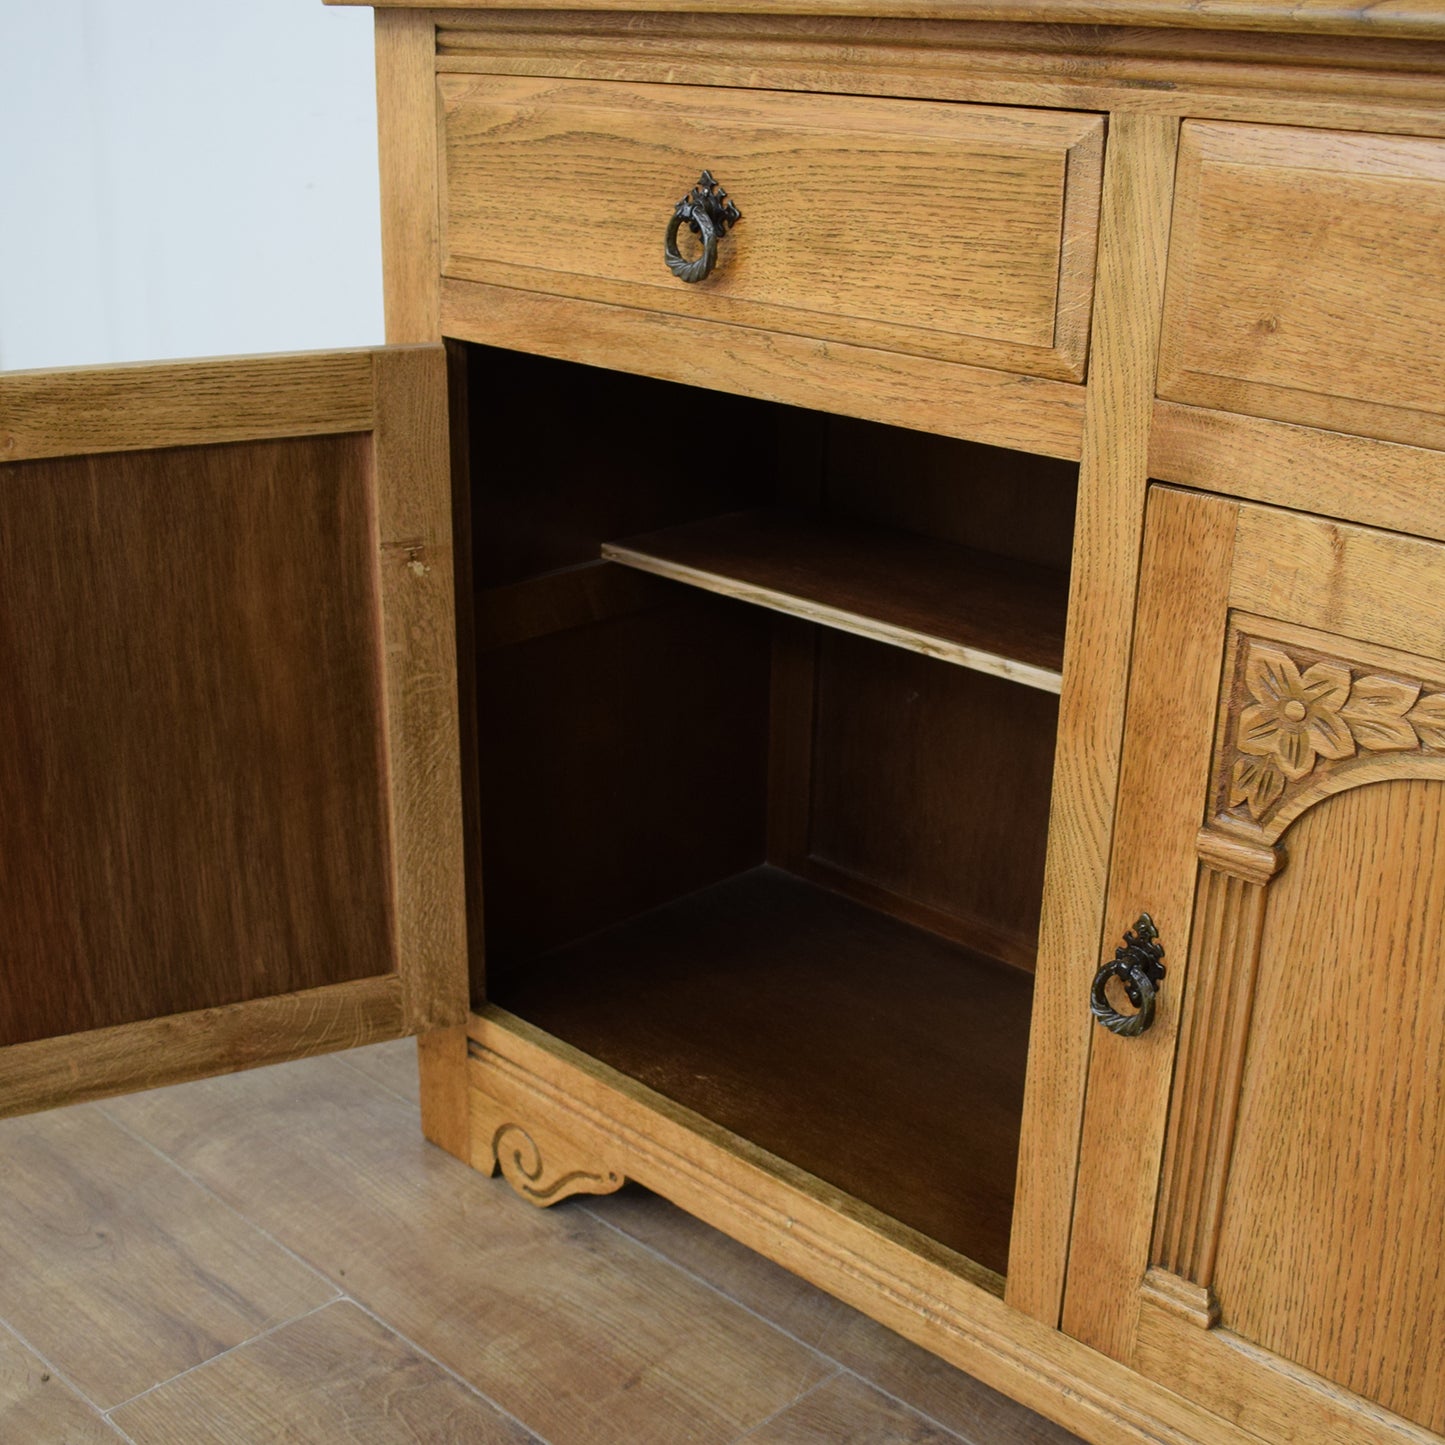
469, 1086, 626, 1208
491, 1123, 624, 1205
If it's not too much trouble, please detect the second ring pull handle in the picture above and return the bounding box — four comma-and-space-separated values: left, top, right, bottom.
664, 170, 741, 284
1090, 913, 1167, 1037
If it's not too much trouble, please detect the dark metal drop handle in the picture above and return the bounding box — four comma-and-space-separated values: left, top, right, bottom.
664, 170, 740, 284
1090, 913, 1166, 1037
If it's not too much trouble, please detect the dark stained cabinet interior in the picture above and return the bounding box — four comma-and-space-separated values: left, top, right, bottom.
461, 344, 1077, 1277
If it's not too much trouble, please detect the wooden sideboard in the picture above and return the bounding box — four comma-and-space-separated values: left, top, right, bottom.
4, 5, 1445, 1442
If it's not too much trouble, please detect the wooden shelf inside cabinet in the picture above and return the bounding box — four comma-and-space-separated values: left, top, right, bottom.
601, 509, 1067, 693
492, 867, 1033, 1277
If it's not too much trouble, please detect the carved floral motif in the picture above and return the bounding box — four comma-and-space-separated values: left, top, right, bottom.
1228, 641, 1445, 821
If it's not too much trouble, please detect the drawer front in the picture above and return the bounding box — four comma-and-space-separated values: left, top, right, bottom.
1159, 121, 1445, 450
438, 77, 1104, 383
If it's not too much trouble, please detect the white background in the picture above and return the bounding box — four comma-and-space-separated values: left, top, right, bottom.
0, 0, 383, 372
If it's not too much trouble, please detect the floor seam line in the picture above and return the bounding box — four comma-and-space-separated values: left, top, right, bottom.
577, 1206, 975, 1443
831, 1360, 979, 1443
340, 1294, 557, 1444
0, 1315, 131, 1439
333, 1049, 421, 1109
101, 1298, 339, 1417
578, 1205, 839, 1368
97, 1101, 350, 1298
730, 1365, 843, 1443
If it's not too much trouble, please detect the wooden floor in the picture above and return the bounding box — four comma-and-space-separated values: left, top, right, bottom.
0, 1040, 1084, 1444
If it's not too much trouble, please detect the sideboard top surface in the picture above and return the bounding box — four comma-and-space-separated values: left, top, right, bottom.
325, 0, 1445, 42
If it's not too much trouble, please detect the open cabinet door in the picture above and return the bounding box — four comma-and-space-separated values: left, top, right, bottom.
0, 345, 466, 1116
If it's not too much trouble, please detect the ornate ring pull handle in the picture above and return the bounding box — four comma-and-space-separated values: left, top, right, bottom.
1090, 913, 1167, 1037
664, 170, 741, 283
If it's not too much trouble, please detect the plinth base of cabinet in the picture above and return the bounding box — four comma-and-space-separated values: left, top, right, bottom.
462, 1008, 1252, 1445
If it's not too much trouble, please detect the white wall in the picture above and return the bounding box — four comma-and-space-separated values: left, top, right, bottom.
0, 0, 382, 372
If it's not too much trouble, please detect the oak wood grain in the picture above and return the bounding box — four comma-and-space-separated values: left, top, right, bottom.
465, 1012, 1263, 1445
0, 432, 394, 1047
1149, 400, 1445, 544
0, 352, 374, 462
476, 592, 771, 981
110, 1301, 535, 1445
374, 346, 469, 1033
0, 1106, 336, 1409
1008, 113, 1181, 1325
603, 508, 1068, 692
805, 634, 1057, 971
0, 343, 463, 1109
1067, 496, 1445, 1442
440, 279, 1088, 461
439, 76, 1102, 382
1159, 121, 1445, 449
1061, 486, 1239, 1360
465, 342, 779, 592
1210, 780, 1445, 1434
429, 14, 1445, 141
0, 978, 404, 1120
375, 11, 441, 343
327, 0, 1445, 43
821, 415, 1079, 573
1231, 504, 1445, 662
493, 867, 1034, 1274
105, 1054, 835, 1445
1132, 1298, 1444, 1445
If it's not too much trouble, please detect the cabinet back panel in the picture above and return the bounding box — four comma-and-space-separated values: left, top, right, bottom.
466, 347, 778, 590
806, 633, 1057, 969
475, 591, 772, 991
0, 436, 394, 1047
823, 417, 1079, 574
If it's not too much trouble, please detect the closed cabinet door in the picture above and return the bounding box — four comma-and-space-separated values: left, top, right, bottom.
1065, 486, 1445, 1445
0, 346, 466, 1116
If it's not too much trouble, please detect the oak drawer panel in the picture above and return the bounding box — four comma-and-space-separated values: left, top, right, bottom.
1159, 121, 1445, 450
438, 77, 1104, 383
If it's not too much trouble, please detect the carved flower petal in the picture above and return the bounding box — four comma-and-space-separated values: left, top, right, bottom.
1341, 675, 1421, 751
1275, 722, 1315, 781
1231, 755, 1284, 820
1245, 645, 1299, 707
1307, 706, 1356, 762
1408, 692, 1445, 749
1237, 704, 1282, 757
1298, 661, 1352, 713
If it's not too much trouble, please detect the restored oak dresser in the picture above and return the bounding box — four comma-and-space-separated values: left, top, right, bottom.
4, 4, 1445, 1442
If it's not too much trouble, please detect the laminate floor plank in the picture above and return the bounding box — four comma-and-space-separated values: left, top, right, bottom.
104, 1054, 833, 1445
742, 1371, 965, 1444
588, 1188, 1084, 1445
334, 1036, 422, 1104
5, 1044, 1086, 1445
0, 1327, 123, 1444
110, 1300, 534, 1444
0, 1106, 337, 1409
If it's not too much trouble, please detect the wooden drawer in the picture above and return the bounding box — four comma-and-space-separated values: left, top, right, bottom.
1159, 121, 1445, 450
437, 77, 1105, 383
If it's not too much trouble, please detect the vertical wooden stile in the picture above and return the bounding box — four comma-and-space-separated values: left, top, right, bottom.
375, 11, 473, 1155
1008, 113, 1181, 1324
